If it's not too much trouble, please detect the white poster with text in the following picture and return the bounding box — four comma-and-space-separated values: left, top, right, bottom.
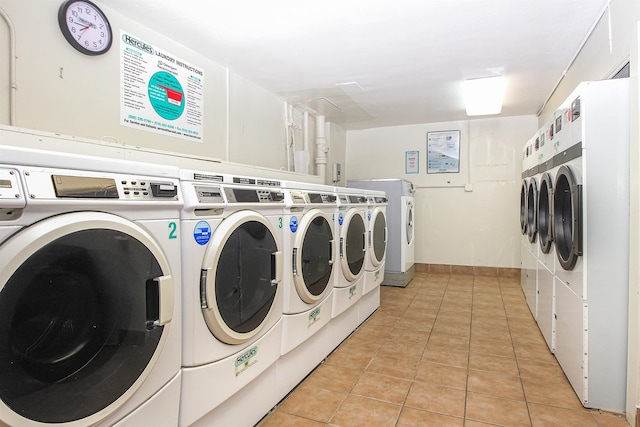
120, 31, 204, 142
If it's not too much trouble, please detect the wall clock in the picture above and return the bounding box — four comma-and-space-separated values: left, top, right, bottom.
58, 0, 113, 55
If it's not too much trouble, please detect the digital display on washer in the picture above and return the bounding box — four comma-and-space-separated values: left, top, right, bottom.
52, 175, 118, 198
309, 193, 323, 203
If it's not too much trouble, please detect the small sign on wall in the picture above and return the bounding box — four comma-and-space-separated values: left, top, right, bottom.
405, 150, 419, 174
427, 130, 460, 173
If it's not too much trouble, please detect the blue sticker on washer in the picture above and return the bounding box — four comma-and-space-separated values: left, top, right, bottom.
367, 211, 371, 221
338, 212, 344, 225
194, 220, 211, 245
290, 216, 299, 233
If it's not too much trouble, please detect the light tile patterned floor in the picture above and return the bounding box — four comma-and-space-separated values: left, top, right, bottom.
257, 272, 630, 427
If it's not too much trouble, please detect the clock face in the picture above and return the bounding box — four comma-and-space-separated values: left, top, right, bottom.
58, 0, 113, 55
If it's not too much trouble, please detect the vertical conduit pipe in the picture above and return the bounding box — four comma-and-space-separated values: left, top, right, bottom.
315, 114, 327, 181
0, 7, 17, 125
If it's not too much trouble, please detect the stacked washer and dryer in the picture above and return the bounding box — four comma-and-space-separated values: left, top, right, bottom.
525, 79, 630, 413
0, 145, 183, 427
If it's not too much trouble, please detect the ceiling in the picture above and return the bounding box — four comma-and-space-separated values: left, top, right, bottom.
107, 0, 610, 130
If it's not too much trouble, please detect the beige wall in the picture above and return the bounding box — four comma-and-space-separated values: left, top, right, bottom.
346, 115, 537, 269
0, 0, 332, 178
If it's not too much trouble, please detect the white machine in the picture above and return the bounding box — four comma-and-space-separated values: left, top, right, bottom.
520, 137, 538, 317
279, 182, 336, 354
348, 179, 414, 287
358, 189, 387, 323
551, 79, 630, 412
0, 146, 183, 427
535, 108, 570, 353
178, 170, 284, 426
271, 181, 339, 412
327, 186, 367, 350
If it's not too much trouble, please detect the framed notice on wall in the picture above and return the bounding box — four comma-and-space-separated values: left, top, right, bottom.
427, 130, 460, 174
405, 150, 419, 174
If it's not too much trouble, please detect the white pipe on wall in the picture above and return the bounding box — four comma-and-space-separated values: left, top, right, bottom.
285, 102, 292, 171
315, 114, 327, 180
0, 7, 17, 125
303, 110, 309, 152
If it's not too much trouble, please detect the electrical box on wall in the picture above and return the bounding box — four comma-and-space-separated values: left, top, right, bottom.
332, 163, 341, 183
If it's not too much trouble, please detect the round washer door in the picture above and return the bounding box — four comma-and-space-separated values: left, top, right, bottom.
553, 165, 583, 270
527, 177, 538, 243
538, 172, 553, 254
340, 209, 366, 282
369, 208, 387, 267
520, 179, 528, 235
201, 210, 282, 345
0, 212, 173, 426
405, 200, 414, 245
292, 209, 334, 304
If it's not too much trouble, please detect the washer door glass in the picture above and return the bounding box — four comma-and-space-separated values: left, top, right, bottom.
0, 213, 169, 424
201, 211, 281, 345
527, 178, 538, 243
553, 165, 583, 270
538, 173, 553, 254
342, 210, 365, 280
370, 209, 387, 266
520, 180, 528, 234
294, 211, 334, 303
406, 202, 414, 245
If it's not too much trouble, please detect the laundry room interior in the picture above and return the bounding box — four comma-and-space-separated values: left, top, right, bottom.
0, 0, 640, 426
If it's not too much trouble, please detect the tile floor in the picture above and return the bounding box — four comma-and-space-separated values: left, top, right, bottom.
257, 272, 631, 427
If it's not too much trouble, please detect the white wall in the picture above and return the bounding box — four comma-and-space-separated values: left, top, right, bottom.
346, 115, 537, 269
0, 0, 329, 176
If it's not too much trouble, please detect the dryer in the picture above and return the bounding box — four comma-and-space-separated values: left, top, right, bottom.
552, 79, 629, 412
178, 170, 284, 426
520, 136, 538, 318
348, 179, 414, 287
0, 146, 182, 427
535, 108, 570, 353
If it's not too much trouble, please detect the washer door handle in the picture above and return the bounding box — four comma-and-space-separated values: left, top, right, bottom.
329, 239, 334, 265
153, 274, 174, 326
271, 251, 283, 285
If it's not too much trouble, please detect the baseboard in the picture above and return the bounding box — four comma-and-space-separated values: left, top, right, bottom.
414, 263, 520, 278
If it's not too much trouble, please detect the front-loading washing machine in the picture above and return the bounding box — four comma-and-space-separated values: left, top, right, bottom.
552, 79, 629, 412
280, 181, 336, 355
178, 170, 285, 426
326, 186, 368, 350
272, 180, 339, 409
358, 188, 387, 324
0, 145, 183, 427
348, 179, 414, 287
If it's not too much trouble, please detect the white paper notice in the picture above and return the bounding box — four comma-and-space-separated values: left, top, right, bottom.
427, 130, 460, 173
120, 32, 204, 142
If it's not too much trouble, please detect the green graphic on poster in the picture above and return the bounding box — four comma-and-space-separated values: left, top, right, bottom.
148, 71, 185, 120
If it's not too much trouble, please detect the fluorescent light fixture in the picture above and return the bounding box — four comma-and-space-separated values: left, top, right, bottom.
463, 75, 506, 116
